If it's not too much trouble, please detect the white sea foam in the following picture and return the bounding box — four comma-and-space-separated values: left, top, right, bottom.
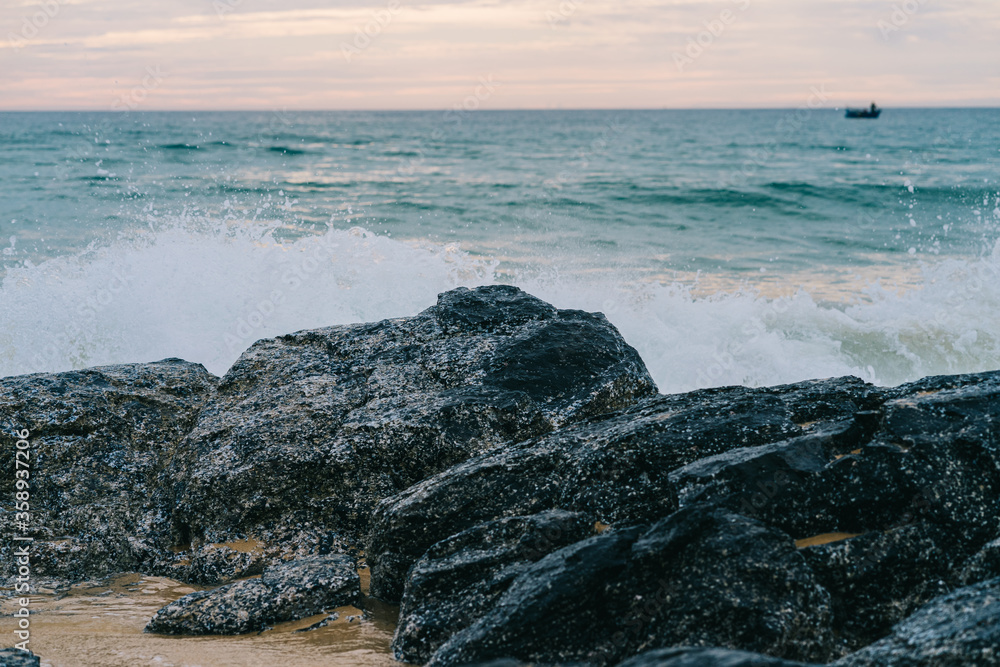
2, 220, 999, 393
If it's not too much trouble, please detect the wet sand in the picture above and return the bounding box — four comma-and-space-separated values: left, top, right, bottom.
0, 571, 399, 667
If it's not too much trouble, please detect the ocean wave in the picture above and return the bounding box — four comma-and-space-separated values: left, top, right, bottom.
1, 221, 999, 393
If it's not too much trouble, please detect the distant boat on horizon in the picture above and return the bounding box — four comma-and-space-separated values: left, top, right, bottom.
846, 103, 881, 119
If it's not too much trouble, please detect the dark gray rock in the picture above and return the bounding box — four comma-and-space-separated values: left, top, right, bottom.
0, 648, 41, 666
800, 523, 957, 651
669, 425, 846, 509
394, 510, 598, 663
6, 288, 1000, 667
676, 370, 1000, 536
664, 372, 1000, 652
176, 541, 269, 585
0, 359, 218, 582
144, 554, 359, 635
165, 285, 655, 566
368, 379, 839, 602
670, 372, 1000, 551
426, 505, 837, 667
294, 611, 339, 632
834, 577, 1000, 666
616, 647, 819, 667
959, 536, 1000, 586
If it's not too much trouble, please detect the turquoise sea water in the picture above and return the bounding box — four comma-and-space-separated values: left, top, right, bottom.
1, 109, 998, 392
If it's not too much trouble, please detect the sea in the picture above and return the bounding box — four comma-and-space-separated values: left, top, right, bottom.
1, 108, 998, 393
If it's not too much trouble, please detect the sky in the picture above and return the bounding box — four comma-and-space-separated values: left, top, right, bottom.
0, 0, 998, 110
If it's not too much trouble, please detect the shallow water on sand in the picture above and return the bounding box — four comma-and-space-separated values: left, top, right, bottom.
0, 572, 398, 667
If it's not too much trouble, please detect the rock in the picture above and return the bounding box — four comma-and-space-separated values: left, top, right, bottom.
616, 647, 820, 667
767, 376, 883, 425
144, 554, 359, 635
878, 373, 1000, 541
0, 648, 41, 666
959, 537, 1000, 585
426, 505, 836, 667
294, 612, 339, 632
691, 369, 1000, 522
669, 424, 849, 509
6, 288, 1000, 667
370, 377, 875, 603
665, 372, 1000, 651
177, 541, 269, 585
394, 510, 598, 663
834, 577, 1000, 666
799, 523, 957, 651
670, 371, 1000, 555
165, 285, 655, 564
0, 359, 218, 582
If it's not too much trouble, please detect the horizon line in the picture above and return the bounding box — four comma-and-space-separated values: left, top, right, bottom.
3, 105, 999, 113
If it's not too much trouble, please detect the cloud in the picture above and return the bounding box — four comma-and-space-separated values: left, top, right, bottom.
0, 0, 996, 109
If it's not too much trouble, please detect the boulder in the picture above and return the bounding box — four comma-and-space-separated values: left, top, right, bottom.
165, 285, 655, 563
959, 536, 1000, 585
664, 372, 1000, 651
0, 649, 41, 666
834, 577, 1000, 666
426, 505, 837, 666
799, 523, 957, 650
671, 371, 1000, 540
370, 377, 876, 603
144, 554, 359, 635
668, 370, 1000, 541
394, 510, 598, 663
0, 359, 218, 581
616, 647, 820, 667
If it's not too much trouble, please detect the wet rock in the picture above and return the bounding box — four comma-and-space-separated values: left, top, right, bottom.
0, 648, 41, 666
799, 523, 958, 651
616, 647, 819, 667
455, 661, 538, 667
959, 536, 1000, 585
166, 285, 655, 558
394, 510, 598, 663
426, 505, 836, 667
294, 611, 339, 632
369, 381, 827, 602
768, 375, 883, 425
669, 426, 842, 509
0, 359, 218, 581
834, 577, 1000, 666
878, 373, 1000, 540
664, 372, 1000, 653
145, 554, 359, 635
175, 541, 268, 585
671, 371, 1000, 558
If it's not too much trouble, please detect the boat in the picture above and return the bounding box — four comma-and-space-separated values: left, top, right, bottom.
845, 103, 881, 119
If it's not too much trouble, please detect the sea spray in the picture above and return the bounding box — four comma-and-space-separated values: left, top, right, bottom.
2, 219, 999, 392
